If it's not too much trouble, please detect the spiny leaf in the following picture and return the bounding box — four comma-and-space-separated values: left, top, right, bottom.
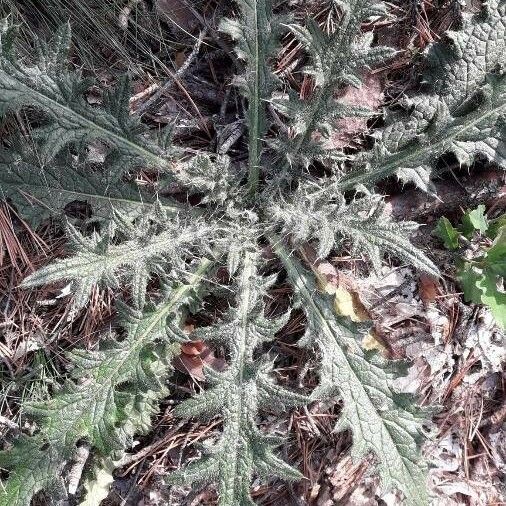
0, 20, 181, 183
22, 209, 216, 308
220, 0, 281, 194
168, 250, 307, 505
0, 260, 211, 506
0, 145, 184, 227
272, 0, 394, 172
274, 241, 429, 505
343, 1, 506, 190
272, 189, 439, 277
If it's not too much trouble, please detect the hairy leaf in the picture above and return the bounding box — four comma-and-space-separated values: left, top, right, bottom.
274, 242, 429, 505
3, 0, 504, 501
168, 251, 306, 505
221, 0, 280, 193
22, 208, 216, 308
342, 1, 506, 190
272, 0, 394, 171
0, 146, 184, 226
0, 20, 181, 183
272, 189, 439, 276
0, 260, 211, 506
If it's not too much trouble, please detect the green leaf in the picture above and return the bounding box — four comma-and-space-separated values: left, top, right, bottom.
0, 260, 211, 506
273, 190, 439, 276
273, 240, 429, 506
476, 273, 506, 329
342, 2, 506, 190
487, 214, 506, 239
220, 0, 280, 195
460, 205, 489, 237
434, 216, 460, 250
168, 251, 307, 505
457, 262, 484, 304
0, 20, 181, 183
484, 227, 506, 277
0, 146, 183, 227
272, 0, 395, 173
22, 209, 215, 309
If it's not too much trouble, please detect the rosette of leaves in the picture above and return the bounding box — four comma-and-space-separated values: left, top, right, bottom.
0, 0, 504, 504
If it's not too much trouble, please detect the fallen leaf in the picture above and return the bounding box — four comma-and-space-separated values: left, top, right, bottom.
313, 260, 385, 352
419, 274, 439, 304
176, 340, 226, 380
156, 0, 196, 32
181, 339, 203, 356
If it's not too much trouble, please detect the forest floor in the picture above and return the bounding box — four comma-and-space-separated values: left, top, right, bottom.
0, 0, 504, 505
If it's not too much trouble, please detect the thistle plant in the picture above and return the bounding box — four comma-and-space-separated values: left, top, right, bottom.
0, 0, 504, 505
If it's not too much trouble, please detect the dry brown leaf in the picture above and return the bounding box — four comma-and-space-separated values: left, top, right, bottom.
176, 340, 226, 380
312, 259, 386, 353
419, 274, 440, 304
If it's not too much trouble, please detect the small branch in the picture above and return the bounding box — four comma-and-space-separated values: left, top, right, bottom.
67, 443, 90, 495
0, 415, 20, 433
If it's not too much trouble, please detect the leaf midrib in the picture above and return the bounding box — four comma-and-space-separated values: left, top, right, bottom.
13, 182, 183, 215
224, 251, 254, 501
2, 69, 171, 169
274, 241, 425, 503
246, 0, 264, 195
341, 93, 506, 189
56, 259, 212, 416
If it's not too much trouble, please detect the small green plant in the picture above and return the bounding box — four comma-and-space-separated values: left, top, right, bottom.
0, 0, 504, 504
434, 205, 506, 329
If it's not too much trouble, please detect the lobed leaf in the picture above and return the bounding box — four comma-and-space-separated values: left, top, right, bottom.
0, 145, 184, 227
0, 20, 181, 183
274, 241, 429, 505
220, 0, 281, 194
22, 209, 216, 308
271, 0, 394, 173
0, 260, 211, 506
168, 250, 307, 505
343, 1, 506, 190
272, 188, 439, 277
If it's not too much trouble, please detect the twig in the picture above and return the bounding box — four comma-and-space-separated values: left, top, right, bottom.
67, 443, 90, 495
134, 29, 207, 116
386, 169, 506, 221
129, 83, 160, 108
